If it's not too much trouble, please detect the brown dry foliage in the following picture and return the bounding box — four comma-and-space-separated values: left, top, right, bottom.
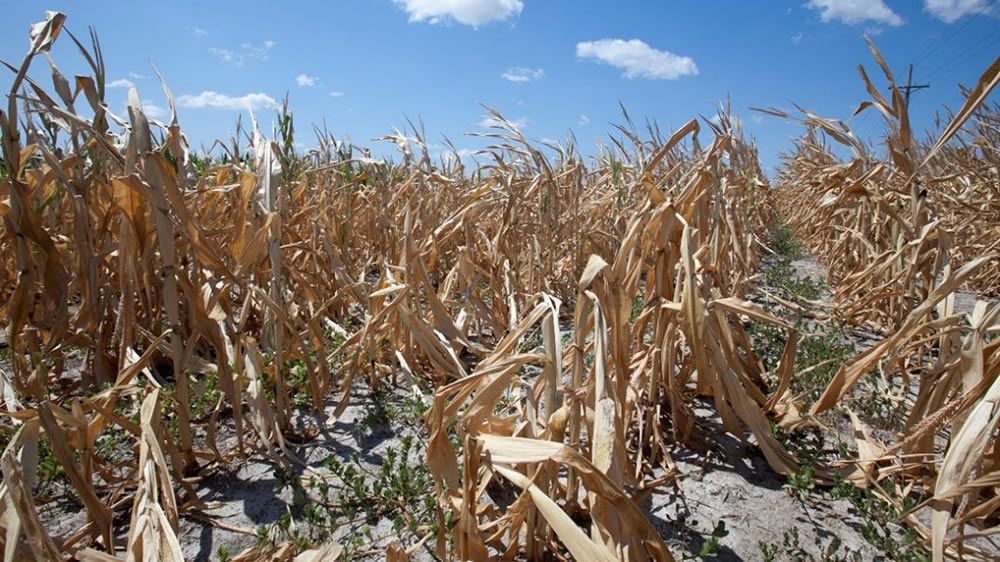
0, 11, 998, 562
765, 37, 1000, 562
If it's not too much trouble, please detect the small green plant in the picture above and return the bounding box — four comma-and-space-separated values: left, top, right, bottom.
682, 520, 729, 559
820, 537, 863, 562
190, 372, 222, 420
785, 275, 823, 300
784, 463, 816, 501
216, 545, 230, 562
353, 386, 392, 439
764, 259, 823, 300
749, 319, 787, 373
609, 154, 624, 187
255, 524, 271, 547
780, 528, 809, 560
762, 220, 827, 301
36, 436, 67, 498
630, 291, 646, 323
770, 219, 804, 260
758, 540, 779, 562
751, 317, 854, 412
826, 477, 928, 562
275, 96, 305, 185
287, 360, 312, 409
272, 390, 435, 552
795, 326, 855, 406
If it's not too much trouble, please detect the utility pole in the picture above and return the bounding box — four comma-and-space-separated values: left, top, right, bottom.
899, 63, 930, 106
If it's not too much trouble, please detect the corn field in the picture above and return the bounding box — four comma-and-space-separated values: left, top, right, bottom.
1, 11, 999, 562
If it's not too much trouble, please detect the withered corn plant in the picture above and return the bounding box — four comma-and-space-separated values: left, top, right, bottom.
0, 11, 802, 560
761, 38, 1000, 562
423, 111, 809, 560
3, 10, 997, 562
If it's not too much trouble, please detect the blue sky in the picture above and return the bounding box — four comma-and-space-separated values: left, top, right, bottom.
2, 1, 998, 175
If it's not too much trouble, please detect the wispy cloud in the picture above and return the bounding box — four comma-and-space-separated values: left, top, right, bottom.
501, 67, 544, 82
578, 114, 590, 126
296, 74, 318, 87
576, 39, 697, 80
243, 40, 275, 61
210, 40, 275, 67
924, 0, 992, 22
108, 78, 135, 89
141, 100, 167, 119
791, 31, 804, 44
128, 72, 147, 80
805, 0, 903, 26
329, 91, 345, 97
177, 91, 278, 111
478, 115, 528, 129
193, 27, 208, 36
393, 0, 523, 27
209, 47, 238, 65
440, 148, 480, 165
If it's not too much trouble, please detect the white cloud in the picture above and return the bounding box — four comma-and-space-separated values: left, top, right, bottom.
194, 27, 208, 36
440, 148, 479, 165
393, 0, 523, 26
108, 78, 135, 89
924, 0, 991, 22
791, 31, 804, 44
751, 114, 764, 124
209, 47, 238, 65
242, 41, 275, 61
576, 39, 698, 80
578, 114, 590, 126
478, 115, 528, 129
141, 100, 167, 119
177, 91, 278, 111
501, 67, 544, 82
296, 74, 318, 87
210, 40, 275, 67
128, 72, 147, 80
805, 0, 903, 26
329, 91, 345, 97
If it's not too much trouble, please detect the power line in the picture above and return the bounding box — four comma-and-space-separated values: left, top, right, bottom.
911, 11, 978, 67
924, 25, 1000, 84
926, 32, 1000, 84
